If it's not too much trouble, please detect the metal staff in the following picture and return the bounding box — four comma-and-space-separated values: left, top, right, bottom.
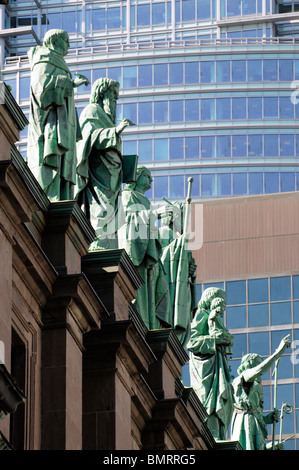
183, 177, 193, 235
271, 358, 280, 450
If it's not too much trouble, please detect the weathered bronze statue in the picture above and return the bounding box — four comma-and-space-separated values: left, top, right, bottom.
119, 166, 171, 330
187, 287, 234, 440
27, 29, 89, 201
231, 335, 291, 450
75, 77, 134, 249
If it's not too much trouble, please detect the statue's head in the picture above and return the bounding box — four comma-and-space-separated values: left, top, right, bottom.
90, 78, 120, 122
126, 166, 152, 193
198, 287, 226, 311
43, 29, 70, 56
237, 353, 263, 375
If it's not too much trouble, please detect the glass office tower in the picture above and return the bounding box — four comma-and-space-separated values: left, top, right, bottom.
2, 0, 299, 448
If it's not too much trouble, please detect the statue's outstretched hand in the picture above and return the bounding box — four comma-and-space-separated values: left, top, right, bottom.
116, 118, 135, 134
278, 334, 292, 353
73, 74, 90, 88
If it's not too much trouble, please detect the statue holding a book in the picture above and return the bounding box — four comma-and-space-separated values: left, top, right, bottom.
75, 77, 136, 249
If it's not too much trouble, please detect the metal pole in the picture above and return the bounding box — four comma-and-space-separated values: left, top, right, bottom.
183, 177, 193, 235
271, 358, 280, 450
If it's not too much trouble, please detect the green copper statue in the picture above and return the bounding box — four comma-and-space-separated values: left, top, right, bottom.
187, 287, 234, 440
119, 166, 171, 330
158, 202, 197, 348
75, 78, 134, 249
231, 335, 291, 450
27, 29, 89, 201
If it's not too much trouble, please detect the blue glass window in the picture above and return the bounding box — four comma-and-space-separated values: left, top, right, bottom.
294, 301, 299, 323
185, 62, 199, 84
4, 78, 16, 99
280, 135, 294, 157
138, 65, 152, 87
152, 2, 166, 24
201, 136, 215, 158
185, 137, 199, 159
280, 96, 294, 119
62, 11, 77, 33
248, 60, 262, 81
217, 135, 231, 158
248, 304, 269, 328
264, 134, 278, 157
249, 331, 270, 356
123, 140, 137, 155
182, 0, 195, 21
137, 4, 150, 25
201, 99, 215, 120
170, 100, 184, 122
46, 12, 61, 30
154, 138, 168, 160
19, 76, 30, 100
170, 175, 185, 197
107, 7, 121, 29
242, 0, 256, 15
169, 137, 184, 159
201, 174, 216, 196
233, 173, 247, 195
185, 100, 199, 121
270, 276, 291, 301
232, 61, 246, 82
154, 64, 168, 85
248, 97, 262, 119
93, 68, 106, 82
271, 329, 292, 354
216, 61, 230, 82
123, 103, 137, 123
139, 139, 152, 162
227, 0, 241, 17
92, 8, 105, 30
200, 61, 215, 83
138, 102, 152, 124
271, 302, 292, 325
248, 278, 268, 303
232, 135, 247, 157
154, 176, 168, 198
248, 134, 262, 156
280, 172, 295, 192
233, 333, 247, 358
293, 276, 299, 299
107, 67, 121, 84
123, 66, 137, 88
279, 59, 294, 81
217, 98, 231, 120
169, 62, 183, 84
249, 173, 263, 194
197, 0, 211, 19
263, 60, 278, 81
226, 280, 246, 305
232, 97, 246, 120
264, 172, 279, 193
264, 97, 278, 118
226, 305, 247, 329
276, 384, 294, 410
154, 101, 168, 123
217, 173, 231, 195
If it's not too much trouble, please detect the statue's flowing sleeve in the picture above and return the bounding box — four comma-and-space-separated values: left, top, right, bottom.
187, 310, 217, 355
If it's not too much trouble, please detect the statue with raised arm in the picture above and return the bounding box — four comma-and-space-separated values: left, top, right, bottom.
27, 29, 89, 201
157, 202, 197, 348
187, 287, 234, 440
231, 335, 291, 450
75, 78, 134, 249
118, 166, 171, 330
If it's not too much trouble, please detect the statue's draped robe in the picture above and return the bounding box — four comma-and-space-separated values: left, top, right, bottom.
75, 103, 123, 248
119, 188, 171, 330
231, 375, 268, 450
27, 45, 79, 200
159, 228, 197, 348
187, 308, 234, 439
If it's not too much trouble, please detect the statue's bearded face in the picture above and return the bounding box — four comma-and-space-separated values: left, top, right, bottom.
103, 85, 119, 123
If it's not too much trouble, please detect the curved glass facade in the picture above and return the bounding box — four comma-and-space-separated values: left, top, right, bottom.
3, 0, 299, 448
